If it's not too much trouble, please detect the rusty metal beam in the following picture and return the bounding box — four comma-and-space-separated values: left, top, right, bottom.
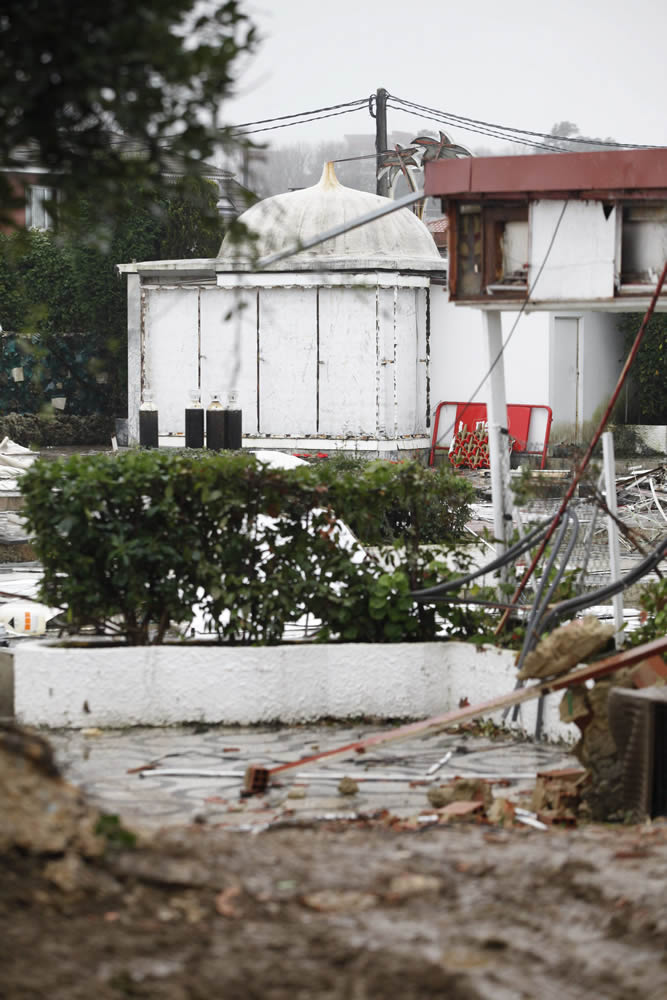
243, 635, 667, 794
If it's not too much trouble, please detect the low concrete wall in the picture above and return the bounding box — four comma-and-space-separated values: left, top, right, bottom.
6, 640, 575, 741
633, 425, 667, 454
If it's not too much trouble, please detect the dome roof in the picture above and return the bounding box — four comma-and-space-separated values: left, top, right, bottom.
218, 163, 445, 272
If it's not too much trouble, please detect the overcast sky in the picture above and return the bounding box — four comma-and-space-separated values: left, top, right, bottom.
222, 0, 667, 155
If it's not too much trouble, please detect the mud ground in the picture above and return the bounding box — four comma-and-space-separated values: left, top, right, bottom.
3, 814, 667, 1000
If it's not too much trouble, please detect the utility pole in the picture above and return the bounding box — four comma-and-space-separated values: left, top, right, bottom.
375, 87, 389, 197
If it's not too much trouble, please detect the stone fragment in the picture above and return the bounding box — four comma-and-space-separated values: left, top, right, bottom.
337, 776, 359, 796
427, 777, 492, 812
518, 616, 615, 681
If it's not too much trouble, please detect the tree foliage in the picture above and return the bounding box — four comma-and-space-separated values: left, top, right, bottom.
0, 178, 225, 414
0, 0, 256, 223
618, 313, 667, 424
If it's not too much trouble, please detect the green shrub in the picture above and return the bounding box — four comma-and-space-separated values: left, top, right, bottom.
0, 412, 114, 447
626, 577, 667, 657
311, 456, 473, 546
20, 450, 472, 645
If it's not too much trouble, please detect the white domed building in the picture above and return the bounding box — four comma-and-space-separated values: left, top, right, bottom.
120, 164, 447, 455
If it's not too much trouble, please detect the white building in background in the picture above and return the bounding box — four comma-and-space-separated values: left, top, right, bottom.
120, 162, 626, 457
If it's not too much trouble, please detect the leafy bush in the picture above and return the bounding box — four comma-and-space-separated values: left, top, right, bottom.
312, 455, 473, 546
0, 178, 225, 418
618, 313, 667, 424
0, 412, 114, 447
20, 451, 472, 645
626, 577, 667, 657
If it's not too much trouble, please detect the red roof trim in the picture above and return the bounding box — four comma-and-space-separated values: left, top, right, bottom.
424, 148, 667, 198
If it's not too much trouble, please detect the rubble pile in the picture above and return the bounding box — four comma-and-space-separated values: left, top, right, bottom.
0, 722, 103, 858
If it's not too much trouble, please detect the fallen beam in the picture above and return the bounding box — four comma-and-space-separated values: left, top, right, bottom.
243, 636, 667, 794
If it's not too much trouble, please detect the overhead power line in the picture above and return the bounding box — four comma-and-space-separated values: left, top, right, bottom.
389, 95, 663, 151
386, 100, 567, 153
235, 104, 367, 136
229, 99, 368, 131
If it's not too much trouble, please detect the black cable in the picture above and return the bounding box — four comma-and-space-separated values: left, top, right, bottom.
228, 99, 368, 131
540, 535, 667, 634
387, 101, 570, 154
235, 105, 367, 136
413, 517, 553, 600
390, 95, 663, 151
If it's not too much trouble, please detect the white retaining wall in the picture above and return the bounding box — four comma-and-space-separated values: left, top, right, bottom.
8, 640, 575, 741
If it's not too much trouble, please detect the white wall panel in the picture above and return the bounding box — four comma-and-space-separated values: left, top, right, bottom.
416, 288, 429, 432
200, 286, 258, 433
317, 286, 376, 435
377, 288, 396, 437
258, 288, 317, 435
143, 287, 199, 434
530, 200, 616, 301
394, 287, 419, 435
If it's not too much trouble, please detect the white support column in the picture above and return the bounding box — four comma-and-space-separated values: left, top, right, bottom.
602, 431, 624, 647
127, 273, 142, 445
483, 310, 513, 565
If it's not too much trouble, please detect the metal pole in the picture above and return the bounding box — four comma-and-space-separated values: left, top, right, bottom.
375, 87, 389, 197
483, 310, 513, 567
602, 431, 624, 647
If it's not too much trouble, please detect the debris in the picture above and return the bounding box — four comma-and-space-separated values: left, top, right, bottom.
0, 722, 103, 857
337, 776, 359, 796
487, 797, 516, 827
426, 750, 453, 776
427, 777, 492, 812
237, 637, 667, 794
513, 808, 548, 832
437, 800, 485, 821
214, 886, 241, 918
287, 787, 307, 799
518, 616, 615, 681
300, 889, 377, 913
386, 873, 442, 901
531, 767, 588, 824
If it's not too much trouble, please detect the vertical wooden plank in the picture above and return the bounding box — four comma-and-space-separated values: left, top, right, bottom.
394, 286, 420, 435
259, 288, 317, 435
200, 286, 258, 433
377, 287, 396, 437
143, 287, 199, 435
318, 286, 376, 435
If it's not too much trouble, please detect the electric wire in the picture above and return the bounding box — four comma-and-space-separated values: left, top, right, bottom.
540, 535, 667, 634
235, 104, 367, 136
387, 100, 567, 154
228, 99, 368, 131
390, 95, 663, 151
413, 517, 555, 600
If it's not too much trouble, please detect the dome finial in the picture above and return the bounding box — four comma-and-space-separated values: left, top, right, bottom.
319, 161, 341, 190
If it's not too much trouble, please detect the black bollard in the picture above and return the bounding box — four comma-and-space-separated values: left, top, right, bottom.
185, 389, 204, 448
224, 390, 242, 450
224, 407, 242, 450
139, 392, 159, 448
206, 394, 225, 450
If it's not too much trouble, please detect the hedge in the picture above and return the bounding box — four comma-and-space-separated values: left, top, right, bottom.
0, 412, 115, 447
20, 450, 474, 645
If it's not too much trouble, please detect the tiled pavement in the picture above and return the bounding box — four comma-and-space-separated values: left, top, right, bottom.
49, 723, 578, 833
